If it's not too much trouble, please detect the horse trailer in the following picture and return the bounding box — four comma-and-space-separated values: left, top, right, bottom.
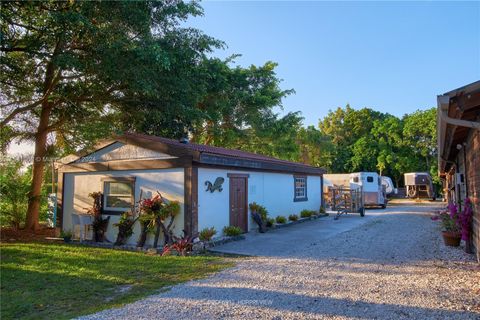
324, 172, 387, 208
404, 172, 435, 200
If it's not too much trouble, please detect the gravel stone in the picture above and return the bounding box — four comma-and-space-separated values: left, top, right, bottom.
78, 202, 479, 320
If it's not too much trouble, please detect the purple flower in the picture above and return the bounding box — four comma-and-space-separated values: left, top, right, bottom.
459, 198, 473, 241
448, 203, 458, 219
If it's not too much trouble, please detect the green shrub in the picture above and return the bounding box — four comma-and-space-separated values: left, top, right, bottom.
199, 227, 217, 241
223, 226, 243, 237
60, 229, 72, 238
288, 214, 298, 221
319, 207, 326, 214
300, 210, 316, 218
266, 218, 275, 227
0, 157, 30, 229
275, 216, 287, 224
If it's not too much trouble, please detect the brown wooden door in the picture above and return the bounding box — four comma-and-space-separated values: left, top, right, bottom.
229, 176, 248, 232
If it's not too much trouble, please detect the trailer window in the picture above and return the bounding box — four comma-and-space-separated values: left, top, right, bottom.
293, 176, 308, 202
353, 177, 359, 183
367, 176, 374, 183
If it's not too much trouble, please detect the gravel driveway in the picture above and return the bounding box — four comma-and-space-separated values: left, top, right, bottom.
79, 202, 480, 320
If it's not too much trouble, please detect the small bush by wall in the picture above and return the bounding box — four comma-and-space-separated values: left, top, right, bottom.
275, 216, 287, 224
300, 210, 316, 218
266, 218, 275, 227
288, 214, 299, 221
223, 226, 243, 237
199, 227, 217, 241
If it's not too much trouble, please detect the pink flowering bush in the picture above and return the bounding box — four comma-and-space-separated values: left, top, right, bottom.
440, 203, 461, 234
435, 198, 473, 239
459, 198, 473, 241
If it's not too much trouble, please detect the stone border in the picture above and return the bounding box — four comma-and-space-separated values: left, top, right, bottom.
75, 240, 158, 253
63, 213, 329, 254
264, 213, 329, 231
66, 235, 247, 254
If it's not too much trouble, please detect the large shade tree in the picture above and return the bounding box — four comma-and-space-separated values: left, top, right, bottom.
0, 1, 220, 230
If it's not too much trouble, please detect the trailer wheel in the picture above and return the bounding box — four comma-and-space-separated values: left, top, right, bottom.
359, 207, 365, 217
407, 186, 417, 198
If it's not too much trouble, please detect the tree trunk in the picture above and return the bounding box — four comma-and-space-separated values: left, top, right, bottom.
24, 38, 62, 232
153, 217, 162, 248
136, 221, 149, 247
25, 104, 53, 231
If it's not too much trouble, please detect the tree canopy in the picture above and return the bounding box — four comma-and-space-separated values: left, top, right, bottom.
0, 1, 438, 230
318, 106, 438, 186
0, 1, 221, 230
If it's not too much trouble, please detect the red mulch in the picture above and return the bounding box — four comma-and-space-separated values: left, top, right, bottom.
0, 226, 58, 243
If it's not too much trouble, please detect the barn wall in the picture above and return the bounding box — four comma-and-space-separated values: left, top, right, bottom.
197, 167, 322, 237
62, 168, 184, 246
465, 129, 480, 262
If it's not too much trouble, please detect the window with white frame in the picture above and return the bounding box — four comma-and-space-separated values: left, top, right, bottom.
103, 178, 134, 213
294, 176, 308, 201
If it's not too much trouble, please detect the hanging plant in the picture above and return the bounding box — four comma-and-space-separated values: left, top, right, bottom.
114, 212, 138, 246
88, 192, 110, 242
156, 200, 181, 246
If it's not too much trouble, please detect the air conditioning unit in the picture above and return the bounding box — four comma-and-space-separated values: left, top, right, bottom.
455, 173, 465, 185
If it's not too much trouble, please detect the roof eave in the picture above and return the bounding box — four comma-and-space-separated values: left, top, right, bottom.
197, 153, 326, 175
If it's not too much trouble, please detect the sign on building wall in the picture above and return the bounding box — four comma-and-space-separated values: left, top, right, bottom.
205, 177, 224, 193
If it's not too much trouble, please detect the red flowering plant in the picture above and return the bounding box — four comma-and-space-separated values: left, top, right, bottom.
136, 192, 181, 248
136, 194, 164, 247
139, 194, 164, 215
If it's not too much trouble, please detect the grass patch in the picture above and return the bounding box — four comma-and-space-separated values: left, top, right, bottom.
0, 242, 233, 319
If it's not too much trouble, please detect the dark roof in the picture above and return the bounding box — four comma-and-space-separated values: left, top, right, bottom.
440, 80, 480, 97
121, 132, 326, 175
437, 80, 480, 172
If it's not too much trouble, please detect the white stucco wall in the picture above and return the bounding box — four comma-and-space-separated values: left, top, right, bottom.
62, 168, 184, 246
197, 168, 322, 236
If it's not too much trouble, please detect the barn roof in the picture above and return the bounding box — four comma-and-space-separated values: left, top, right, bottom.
437, 80, 480, 173
59, 132, 326, 175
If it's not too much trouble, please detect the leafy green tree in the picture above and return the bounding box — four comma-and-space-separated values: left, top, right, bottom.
319, 105, 385, 173
0, 157, 30, 229
401, 108, 439, 187
0, 1, 219, 230
188, 59, 295, 148
317, 105, 438, 189
402, 108, 437, 170
296, 125, 333, 168
371, 115, 404, 182
348, 136, 378, 172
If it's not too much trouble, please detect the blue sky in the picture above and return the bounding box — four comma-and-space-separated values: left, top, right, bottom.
188, 1, 480, 126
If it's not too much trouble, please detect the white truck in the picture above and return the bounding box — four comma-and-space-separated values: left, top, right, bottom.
324, 172, 388, 208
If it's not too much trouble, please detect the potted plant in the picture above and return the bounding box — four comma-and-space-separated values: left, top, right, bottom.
60, 230, 73, 243
440, 203, 461, 247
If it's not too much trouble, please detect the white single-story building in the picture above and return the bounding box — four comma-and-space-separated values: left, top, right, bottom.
57, 133, 326, 246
